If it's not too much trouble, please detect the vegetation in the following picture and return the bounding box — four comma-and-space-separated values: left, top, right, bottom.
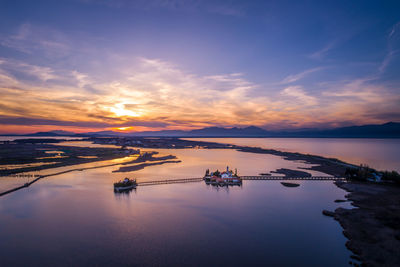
213, 170, 221, 177
114, 179, 136, 187
381, 170, 400, 184
345, 164, 375, 181
345, 164, 400, 185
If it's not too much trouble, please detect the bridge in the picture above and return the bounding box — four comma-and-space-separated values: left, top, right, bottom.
0, 174, 41, 178
136, 177, 203, 186
136, 176, 345, 186
241, 176, 345, 181
0, 174, 345, 197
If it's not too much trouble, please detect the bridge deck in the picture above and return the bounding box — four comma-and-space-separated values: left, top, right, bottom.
137, 178, 203, 186
136, 176, 345, 186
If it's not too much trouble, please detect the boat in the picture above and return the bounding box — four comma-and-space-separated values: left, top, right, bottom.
114, 177, 137, 192
280, 182, 300, 187
204, 166, 242, 186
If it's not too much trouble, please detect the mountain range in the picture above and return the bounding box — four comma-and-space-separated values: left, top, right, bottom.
4, 122, 400, 138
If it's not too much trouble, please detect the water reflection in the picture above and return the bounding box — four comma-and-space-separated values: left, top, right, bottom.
0, 146, 353, 266
114, 187, 136, 197
187, 138, 400, 172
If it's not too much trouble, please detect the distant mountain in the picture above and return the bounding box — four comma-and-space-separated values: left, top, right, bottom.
186, 126, 269, 137
81, 130, 123, 136
129, 130, 187, 137
128, 122, 400, 138
26, 130, 77, 136
303, 122, 400, 138
18, 122, 400, 138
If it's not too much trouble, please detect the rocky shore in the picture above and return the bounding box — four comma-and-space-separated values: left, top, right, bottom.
332, 181, 400, 266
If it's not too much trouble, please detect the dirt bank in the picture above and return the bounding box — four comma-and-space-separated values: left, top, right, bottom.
333, 181, 400, 266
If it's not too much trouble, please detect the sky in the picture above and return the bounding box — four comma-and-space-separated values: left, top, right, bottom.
0, 0, 399, 134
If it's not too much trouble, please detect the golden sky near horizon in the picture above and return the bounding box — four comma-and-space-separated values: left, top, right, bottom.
1, 1, 400, 134
1, 57, 398, 134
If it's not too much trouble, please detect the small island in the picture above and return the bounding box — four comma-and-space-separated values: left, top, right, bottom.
203, 166, 242, 186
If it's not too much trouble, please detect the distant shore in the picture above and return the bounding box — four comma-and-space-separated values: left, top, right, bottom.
91, 137, 354, 176
1, 137, 355, 177
0, 142, 140, 176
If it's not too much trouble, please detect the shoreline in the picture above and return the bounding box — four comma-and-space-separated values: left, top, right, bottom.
1, 137, 356, 178
91, 137, 355, 176
0, 152, 182, 196
0, 142, 140, 176
2, 137, 399, 265
331, 181, 400, 266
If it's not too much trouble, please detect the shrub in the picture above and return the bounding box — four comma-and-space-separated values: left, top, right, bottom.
381, 170, 400, 184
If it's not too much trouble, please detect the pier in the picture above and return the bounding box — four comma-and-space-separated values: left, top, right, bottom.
136, 177, 203, 186
241, 175, 345, 181
1, 174, 345, 197
0, 174, 41, 178
136, 176, 345, 186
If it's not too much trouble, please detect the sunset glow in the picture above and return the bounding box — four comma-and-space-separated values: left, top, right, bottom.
0, 1, 399, 134
0, 2, 400, 265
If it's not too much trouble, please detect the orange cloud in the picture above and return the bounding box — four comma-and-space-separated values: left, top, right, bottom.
0, 57, 399, 134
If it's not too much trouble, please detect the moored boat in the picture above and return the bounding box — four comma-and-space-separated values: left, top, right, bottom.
114, 177, 137, 192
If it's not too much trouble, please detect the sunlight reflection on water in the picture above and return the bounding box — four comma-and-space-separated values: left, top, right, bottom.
0, 141, 354, 266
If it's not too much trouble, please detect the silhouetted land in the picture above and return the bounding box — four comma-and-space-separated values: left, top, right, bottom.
10, 121, 400, 138
271, 168, 312, 177
92, 137, 353, 176
113, 160, 182, 172
0, 141, 139, 176
332, 181, 400, 266
0, 137, 353, 176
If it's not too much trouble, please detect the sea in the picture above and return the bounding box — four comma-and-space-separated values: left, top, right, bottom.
1, 137, 398, 266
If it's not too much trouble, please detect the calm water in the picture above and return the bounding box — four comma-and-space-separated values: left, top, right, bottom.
0, 146, 353, 266
187, 138, 400, 172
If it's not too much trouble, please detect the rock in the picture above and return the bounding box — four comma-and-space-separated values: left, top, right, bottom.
334, 199, 347, 203
322, 210, 335, 217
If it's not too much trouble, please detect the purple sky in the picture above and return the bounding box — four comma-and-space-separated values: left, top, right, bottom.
0, 0, 399, 133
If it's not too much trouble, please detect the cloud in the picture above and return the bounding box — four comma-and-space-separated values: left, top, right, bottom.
281, 67, 324, 84
0, 58, 59, 82
208, 4, 245, 17
281, 86, 318, 106
0, 56, 271, 131
379, 21, 400, 73
0, 23, 70, 57
78, 0, 245, 16
309, 42, 336, 60
0, 115, 168, 128
389, 21, 400, 38
0, 54, 399, 133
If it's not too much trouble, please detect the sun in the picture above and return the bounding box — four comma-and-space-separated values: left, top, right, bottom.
114, 126, 133, 131
109, 103, 141, 117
